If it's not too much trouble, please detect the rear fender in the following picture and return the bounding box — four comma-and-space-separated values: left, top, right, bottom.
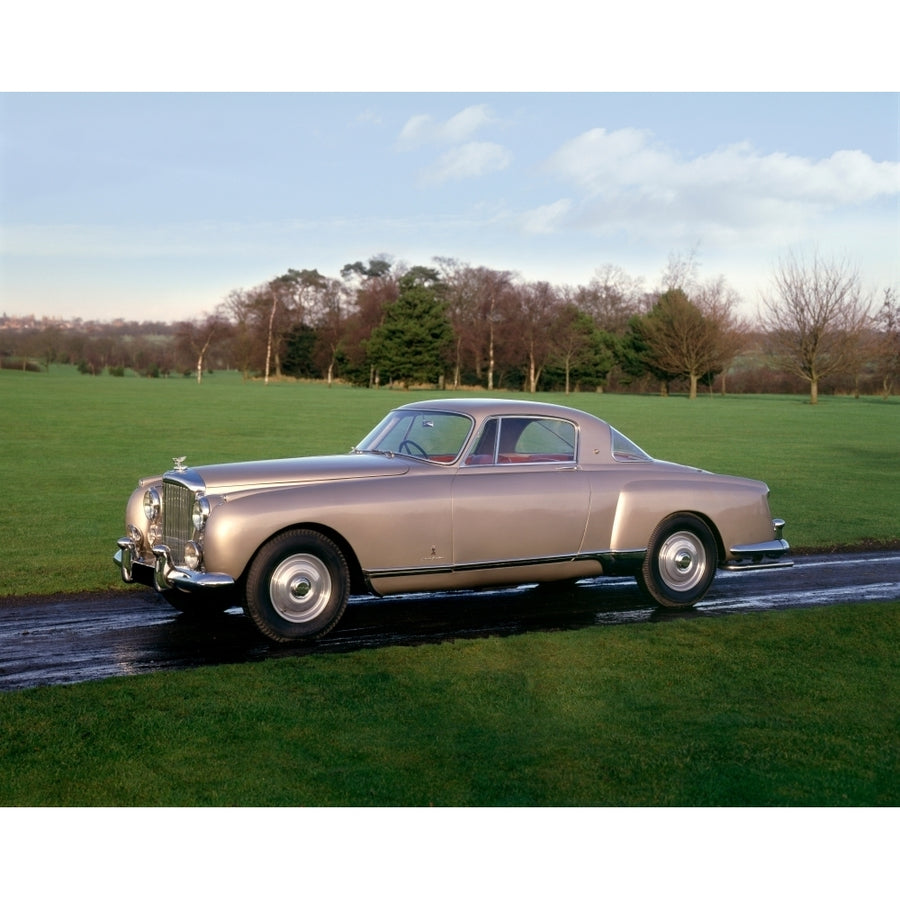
610, 479, 771, 554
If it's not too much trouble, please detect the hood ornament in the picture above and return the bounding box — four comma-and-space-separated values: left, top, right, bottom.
172, 456, 188, 472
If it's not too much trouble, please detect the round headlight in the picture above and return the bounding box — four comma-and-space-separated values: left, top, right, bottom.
143, 487, 161, 521
192, 496, 211, 530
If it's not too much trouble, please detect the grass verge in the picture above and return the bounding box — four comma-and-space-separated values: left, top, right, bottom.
1, 603, 897, 806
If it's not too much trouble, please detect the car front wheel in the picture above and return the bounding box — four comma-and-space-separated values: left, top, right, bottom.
637, 514, 717, 607
245, 529, 350, 642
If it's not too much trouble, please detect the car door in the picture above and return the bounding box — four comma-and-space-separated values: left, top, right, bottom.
452, 416, 591, 568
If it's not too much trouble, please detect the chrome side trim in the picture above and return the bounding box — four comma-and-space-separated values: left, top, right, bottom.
366, 563, 455, 580
364, 548, 646, 582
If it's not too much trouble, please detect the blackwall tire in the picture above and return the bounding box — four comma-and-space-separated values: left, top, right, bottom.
245, 529, 350, 642
636, 514, 717, 608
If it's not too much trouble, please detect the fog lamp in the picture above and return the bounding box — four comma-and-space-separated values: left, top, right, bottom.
127, 524, 144, 548
183, 541, 202, 570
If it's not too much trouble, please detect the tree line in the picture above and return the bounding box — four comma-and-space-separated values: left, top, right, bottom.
3, 250, 897, 404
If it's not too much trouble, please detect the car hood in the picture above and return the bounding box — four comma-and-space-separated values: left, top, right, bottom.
172, 453, 411, 494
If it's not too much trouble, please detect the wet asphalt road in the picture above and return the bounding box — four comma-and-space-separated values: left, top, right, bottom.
1, 551, 898, 691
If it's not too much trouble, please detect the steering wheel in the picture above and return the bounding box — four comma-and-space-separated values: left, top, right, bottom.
399, 439, 428, 458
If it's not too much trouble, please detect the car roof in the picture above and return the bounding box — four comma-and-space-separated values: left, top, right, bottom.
393, 397, 619, 463
395, 397, 608, 423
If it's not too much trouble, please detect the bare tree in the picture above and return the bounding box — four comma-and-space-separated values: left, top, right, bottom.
660, 247, 701, 293
176, 310, 229, 384
480, 269, 517, 391
434, 259, 519, 389
512, 281, 560, 393
760, 250, 873, 404
221, 288, 262, 379
433, 257, 477, 388
572, 264, 643, 334
307, 277, 349, 386
693, 277, 748, 395
873, 287, 899, 398
433, 262, 516, 390
262, 272, 299, 385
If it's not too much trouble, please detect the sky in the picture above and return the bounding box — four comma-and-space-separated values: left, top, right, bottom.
1, 15, 898, 324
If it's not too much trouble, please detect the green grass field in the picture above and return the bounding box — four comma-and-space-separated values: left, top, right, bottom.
1, 365, 897, 596
1, 602, 896, 806
1, 367, 897, 808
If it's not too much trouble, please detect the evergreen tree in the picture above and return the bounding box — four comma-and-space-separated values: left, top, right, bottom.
366, 276, 453, 387
281, 322, 321, 378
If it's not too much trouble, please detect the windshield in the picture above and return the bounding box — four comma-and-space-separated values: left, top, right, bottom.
355, 410, 473, 463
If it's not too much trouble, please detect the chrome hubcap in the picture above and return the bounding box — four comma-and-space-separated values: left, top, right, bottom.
269, 554, 332, 623
658, 531, 707, 592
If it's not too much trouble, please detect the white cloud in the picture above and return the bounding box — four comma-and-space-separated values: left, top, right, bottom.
421, 142, 512, 185
396, 104, 512, 187
520, 199, 573, 235
397, 113, 434, 147
538, 127, 900, 244
441, 105, 494, 143
397, 104, 494, 148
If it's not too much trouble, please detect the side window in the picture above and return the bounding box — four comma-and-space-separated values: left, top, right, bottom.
464, 416, 577, 465
464, 419, 498, 465
502, 418, 576, 462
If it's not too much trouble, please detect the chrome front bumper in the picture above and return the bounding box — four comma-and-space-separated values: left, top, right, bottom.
115, 538, 235, 592
720, 518, 793, 571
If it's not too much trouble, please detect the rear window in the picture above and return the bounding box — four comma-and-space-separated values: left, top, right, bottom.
610, 428, 652, 462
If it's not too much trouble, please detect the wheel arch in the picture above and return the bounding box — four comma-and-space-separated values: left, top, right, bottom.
660, 509, 725, 567
242, 521, 368, 596
611, 487, 726, 564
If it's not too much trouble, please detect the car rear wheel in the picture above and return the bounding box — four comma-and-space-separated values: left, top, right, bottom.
637, 514, 717, 607
245, 529, 350, 642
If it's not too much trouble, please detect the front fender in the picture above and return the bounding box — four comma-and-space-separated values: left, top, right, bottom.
201, 484, 343, 578
201, 475, 453, 580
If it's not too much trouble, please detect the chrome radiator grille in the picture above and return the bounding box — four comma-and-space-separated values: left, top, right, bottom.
162, 479, 194, 563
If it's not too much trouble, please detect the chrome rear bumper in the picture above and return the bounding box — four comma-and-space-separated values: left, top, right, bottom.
721, 518, 793, 571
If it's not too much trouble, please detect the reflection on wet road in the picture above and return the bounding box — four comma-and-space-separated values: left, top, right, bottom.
1, 552, 898, 691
